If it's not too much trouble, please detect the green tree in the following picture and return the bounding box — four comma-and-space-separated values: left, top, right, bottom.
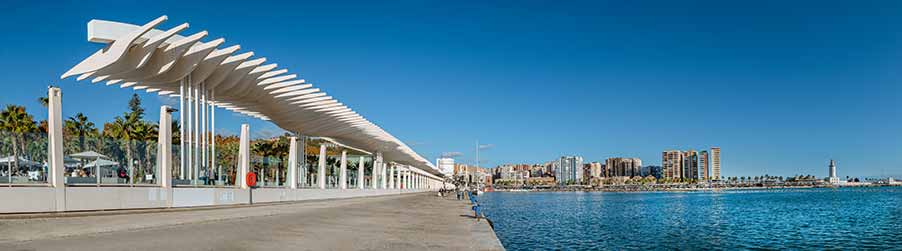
131, 121, 158, 181
128, 94, 144, 121
0, 105, 37, 172
104, 114, 137, 182
65, 112, 97, 152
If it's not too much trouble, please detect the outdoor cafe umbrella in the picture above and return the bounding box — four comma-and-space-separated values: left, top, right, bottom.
0, 156, 40, 168
0, 156, 40, 182
70, 151, 110, 177
69, 151, 109, 160
84, 159, 119, 177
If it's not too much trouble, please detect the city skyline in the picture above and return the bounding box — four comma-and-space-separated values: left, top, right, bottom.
2, 1, 902, 178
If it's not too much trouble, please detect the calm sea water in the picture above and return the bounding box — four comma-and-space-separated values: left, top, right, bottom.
479, 187, 902, 250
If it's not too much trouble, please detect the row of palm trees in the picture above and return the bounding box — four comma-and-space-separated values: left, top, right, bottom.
2, 93, 372, 185
0, 94, 167, 181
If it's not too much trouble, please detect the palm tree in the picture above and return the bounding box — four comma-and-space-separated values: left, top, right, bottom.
0, 105, 37, 173
104, 114, 137, 182
65, 113, 97, 152
131, 121, 158, 182
37, 97, 49, 133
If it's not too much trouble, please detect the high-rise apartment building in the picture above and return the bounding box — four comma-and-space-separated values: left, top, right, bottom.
710, 147, 721, 180
682, 150, 699, 180
699, 150, 710, 180
588, 162, 603, 179
662, 150, 683, 179
554, 156, 584, 185
605, 158, 643, 177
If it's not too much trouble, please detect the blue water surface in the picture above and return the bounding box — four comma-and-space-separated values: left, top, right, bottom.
479, 187, 902, 250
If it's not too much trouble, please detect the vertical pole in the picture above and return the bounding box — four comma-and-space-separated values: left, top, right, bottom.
300, 135, 306, 187
339, 150, 347, 189
371, 154, 378, 189
158, 106, 172, 188
158, 106, 173, 207
186, 80, 192, 182
211, 90, 218, 184
406, 169, 412, 190
193, 79, 200, 185
199, 85, 204, 185
179, 79, 185, 180
388, 164, 393, 189
238, 124, 250, 189
47, 87, 65, 212
383, 163, 388, 189
357, 156, 365, 189
288, 136, 298, 189
200, 83, 212, 185
317, 144, 326, 189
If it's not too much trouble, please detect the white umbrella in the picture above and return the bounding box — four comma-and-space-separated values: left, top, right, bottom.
69, 151, 109, 160
0, 156, 40, 166
84, 159, 119, 168
84, 159, 120, 178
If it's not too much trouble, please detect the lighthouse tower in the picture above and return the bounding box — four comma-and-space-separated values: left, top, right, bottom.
828, 159, 839, 183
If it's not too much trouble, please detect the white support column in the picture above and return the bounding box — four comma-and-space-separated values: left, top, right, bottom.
405, 168, 411, 190
339, 150, 347, 189
158, 106, 172, 189
299, 135, 306, 187
211, 90, 217, 184
380, 162, 387, 189
186, 80, 192, 182
318, 144, 326, 189
238, 124, 250, 189
201, 84, 206, 185
399, 168, 404, 189
47, 87, 65, 212
179, 79, 185, 180
371, 154, 379, 189
193, 81, 200, 185
395, 166, 401, 189
357, 156, 365, 189
288, 136, 298, 189
390, 164, 396, 189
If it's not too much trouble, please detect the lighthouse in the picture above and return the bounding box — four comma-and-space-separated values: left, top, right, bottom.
828, 159, 839, 183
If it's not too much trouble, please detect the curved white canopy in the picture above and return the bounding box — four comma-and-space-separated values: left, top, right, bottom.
62, 16, 441, 177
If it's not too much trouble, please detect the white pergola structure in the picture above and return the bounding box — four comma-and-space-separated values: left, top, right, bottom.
60, 16, 443, 189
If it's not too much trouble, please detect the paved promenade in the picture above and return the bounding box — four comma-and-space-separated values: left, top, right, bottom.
0, 193, 504, 251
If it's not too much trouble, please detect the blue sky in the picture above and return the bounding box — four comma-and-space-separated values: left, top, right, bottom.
1, 0, 901, 177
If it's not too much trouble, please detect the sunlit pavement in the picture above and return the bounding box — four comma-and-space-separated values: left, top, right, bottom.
0, 193, 503, 251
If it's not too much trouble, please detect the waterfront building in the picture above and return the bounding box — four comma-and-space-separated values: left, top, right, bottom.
711, 147, 721, 180
641, 165, 663, 179
699, 150, 710, 180
605, 158, 642, 177
662, 150, 683, 179
682, 150, 699, 180
588, 162, 603, 178
554, 156, 584, 185
454, 164, 488, 186
498, 165, 530, 181
529, 164, 548, 177
437, 158, 454, 176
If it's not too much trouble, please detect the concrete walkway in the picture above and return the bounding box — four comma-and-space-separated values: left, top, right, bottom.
0, 193, 504, 250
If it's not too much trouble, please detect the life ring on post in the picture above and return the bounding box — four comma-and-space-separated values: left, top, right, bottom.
246, 172, 257, 187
